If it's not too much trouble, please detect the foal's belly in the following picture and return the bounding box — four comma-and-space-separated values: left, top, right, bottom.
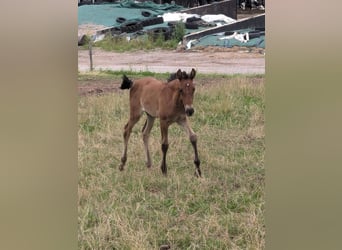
140, 99, 159, 118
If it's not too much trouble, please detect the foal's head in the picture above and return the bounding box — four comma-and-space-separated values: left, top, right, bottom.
174, 68, 196, 116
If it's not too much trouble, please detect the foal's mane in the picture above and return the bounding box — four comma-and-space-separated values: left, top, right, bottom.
167, 71, 190, 83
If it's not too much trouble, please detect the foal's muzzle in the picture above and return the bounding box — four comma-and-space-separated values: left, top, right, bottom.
185, 106, 194, 116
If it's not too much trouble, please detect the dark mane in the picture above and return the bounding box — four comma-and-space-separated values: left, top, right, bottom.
167, 71, 189, 82
167, 72, 177, 82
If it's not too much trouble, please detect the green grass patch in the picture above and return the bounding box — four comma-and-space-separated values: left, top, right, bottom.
78, 69, 264, 83
78, 74, 265, 249
78, 69, 172, 82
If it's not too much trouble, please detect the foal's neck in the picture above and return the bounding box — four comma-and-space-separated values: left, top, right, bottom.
166, 79, 180, 90
165, 79, 183, 107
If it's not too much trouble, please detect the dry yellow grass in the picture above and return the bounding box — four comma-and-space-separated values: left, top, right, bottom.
78, 74, 265, 249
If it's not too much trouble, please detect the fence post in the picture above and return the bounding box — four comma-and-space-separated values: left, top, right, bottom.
89, 35, 95, 71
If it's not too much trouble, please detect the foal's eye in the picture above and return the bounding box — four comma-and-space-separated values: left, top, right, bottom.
179, 89, 183, 93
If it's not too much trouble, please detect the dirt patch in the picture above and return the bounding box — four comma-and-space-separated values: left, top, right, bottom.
78, 79, 121, 96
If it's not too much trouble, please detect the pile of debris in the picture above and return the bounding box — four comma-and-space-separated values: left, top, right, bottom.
78, 0, 265, 49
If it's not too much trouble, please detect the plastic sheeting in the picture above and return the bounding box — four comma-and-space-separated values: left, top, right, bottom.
78, 1, 184, 27
188, 29, 265, 49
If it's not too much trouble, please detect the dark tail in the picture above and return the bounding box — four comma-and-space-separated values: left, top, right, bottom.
120, 75, 133, 89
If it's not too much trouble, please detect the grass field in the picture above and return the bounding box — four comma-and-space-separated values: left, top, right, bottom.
78, 73, 265, 249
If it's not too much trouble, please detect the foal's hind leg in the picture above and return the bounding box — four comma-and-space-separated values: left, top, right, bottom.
119, 113, 141, 171
142, 114, 155, 168
178, 118, 201, 177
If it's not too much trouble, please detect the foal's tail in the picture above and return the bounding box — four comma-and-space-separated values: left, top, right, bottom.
120, 75, 133, 89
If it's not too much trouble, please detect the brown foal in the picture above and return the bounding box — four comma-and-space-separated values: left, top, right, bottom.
119, 68, 201, 177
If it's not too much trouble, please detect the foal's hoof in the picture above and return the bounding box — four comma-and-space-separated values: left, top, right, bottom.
161, 164, 167, 176
159, 244, 171, 250
194, 169, 202, 177
161, 169, 167, 176
119, 164, 124, 171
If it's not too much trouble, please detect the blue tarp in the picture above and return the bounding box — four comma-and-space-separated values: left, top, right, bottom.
78, 1, 184, 27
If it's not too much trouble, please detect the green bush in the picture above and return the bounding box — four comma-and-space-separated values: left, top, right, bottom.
172, 22, 186, 42
93, 22, 186, 52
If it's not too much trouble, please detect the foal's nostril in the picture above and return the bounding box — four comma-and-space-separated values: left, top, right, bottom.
186, 108, 194, 116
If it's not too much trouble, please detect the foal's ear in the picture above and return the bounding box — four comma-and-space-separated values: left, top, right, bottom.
176, 69, 182, 80
190, 68, 196, 79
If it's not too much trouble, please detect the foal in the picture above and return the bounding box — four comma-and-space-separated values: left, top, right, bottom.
119, 69, 201, 177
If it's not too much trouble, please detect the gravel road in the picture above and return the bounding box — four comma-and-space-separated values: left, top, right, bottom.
78, 47, 265, 74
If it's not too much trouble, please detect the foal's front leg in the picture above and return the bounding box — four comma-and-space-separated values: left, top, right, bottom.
178, 118, 201, 177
